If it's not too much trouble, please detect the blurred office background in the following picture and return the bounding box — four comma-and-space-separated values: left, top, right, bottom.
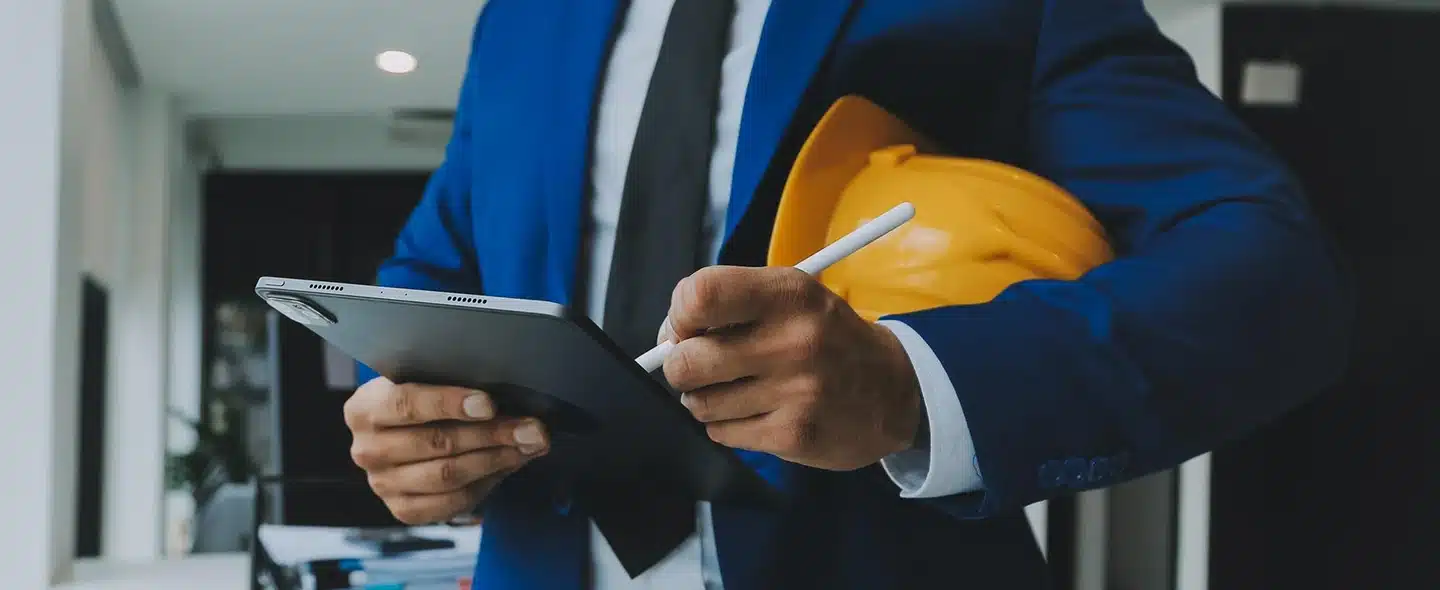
2, 1, 1434, 589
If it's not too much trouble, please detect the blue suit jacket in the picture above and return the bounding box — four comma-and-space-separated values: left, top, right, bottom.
364, 0, 1352, 587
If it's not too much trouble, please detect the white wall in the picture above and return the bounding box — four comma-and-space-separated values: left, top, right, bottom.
64, 0, 209, 563
0, 0, 88, 586
1149, 0, 1224, 94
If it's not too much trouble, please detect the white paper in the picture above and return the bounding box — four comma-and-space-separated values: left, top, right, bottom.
1241, 60, 1302, 106
256, 524, 481, 567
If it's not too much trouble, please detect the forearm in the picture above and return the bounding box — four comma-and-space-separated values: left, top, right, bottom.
890, 196, 1350, 517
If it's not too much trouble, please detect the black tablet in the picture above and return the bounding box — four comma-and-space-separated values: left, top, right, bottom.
254, 277, 777, 508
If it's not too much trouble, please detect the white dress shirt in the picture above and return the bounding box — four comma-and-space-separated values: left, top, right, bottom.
582, 1, 984, 587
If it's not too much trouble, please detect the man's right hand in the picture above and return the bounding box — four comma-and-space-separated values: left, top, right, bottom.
344, 377, 550, 525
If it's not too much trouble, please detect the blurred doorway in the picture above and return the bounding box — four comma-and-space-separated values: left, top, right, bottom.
177, 172, 425, 552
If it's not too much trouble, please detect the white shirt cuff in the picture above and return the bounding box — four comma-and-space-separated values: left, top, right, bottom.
877, 319, 984, 498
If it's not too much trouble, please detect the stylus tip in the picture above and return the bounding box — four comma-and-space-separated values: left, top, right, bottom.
635, 341, 674, 373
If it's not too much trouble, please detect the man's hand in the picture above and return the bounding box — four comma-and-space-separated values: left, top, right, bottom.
344, 377, 550, 524
660, 266, 924, 471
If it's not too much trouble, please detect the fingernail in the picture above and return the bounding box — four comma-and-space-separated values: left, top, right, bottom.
463, 394, 493, 419
520, 444, 545, 456
513, 422, 545, 446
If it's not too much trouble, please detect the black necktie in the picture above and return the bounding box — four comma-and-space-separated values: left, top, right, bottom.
594, 0, 736, 579
604, 0, 735, 359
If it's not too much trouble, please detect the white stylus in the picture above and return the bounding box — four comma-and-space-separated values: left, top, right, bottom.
634, 201, 917, 372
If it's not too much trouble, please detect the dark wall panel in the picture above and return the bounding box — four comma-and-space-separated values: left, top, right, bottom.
1216, 6, 1440, 589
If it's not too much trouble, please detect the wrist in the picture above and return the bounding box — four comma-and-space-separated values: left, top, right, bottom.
872, 322, 925, 454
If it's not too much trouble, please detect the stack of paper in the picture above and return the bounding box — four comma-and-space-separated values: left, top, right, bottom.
256, 524, 481, 589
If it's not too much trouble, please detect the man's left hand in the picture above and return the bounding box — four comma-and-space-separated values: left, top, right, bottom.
659, 266, 925, 471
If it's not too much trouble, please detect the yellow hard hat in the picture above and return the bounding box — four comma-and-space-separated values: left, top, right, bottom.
767, 96, 1114, 321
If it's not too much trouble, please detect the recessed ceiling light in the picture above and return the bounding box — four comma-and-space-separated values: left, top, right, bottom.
376, 50, 418, 74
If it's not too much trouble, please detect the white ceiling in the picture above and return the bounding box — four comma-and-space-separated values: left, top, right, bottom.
113, 0, 1440, 119
112, 0, 487, 117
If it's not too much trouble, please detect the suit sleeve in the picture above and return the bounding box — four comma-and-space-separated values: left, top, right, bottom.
355, 11, 487, 386
884, 0, 1354, 518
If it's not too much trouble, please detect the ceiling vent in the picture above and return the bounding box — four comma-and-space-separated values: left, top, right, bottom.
387, 108, 456, 148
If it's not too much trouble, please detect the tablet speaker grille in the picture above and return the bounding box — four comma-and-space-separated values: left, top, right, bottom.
447, 296, 487, 305
308, 283, 345, 292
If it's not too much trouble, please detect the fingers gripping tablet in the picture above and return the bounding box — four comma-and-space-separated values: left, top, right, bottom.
255, 277, 778, 508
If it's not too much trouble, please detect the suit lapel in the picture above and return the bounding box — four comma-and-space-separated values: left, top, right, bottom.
544, 0, 629, 306
724, 0, 859, 241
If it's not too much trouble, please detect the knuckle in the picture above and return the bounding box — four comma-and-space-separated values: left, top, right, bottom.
435, 457, 465, 488
425, 390, 450, 420
665, 345, 703, 391
688, 269, 725, 314
350, 440, 381, 470
662, 353, 688, 388
670, 280, 690, 322
344, 389, 381, 431
426, 425, 456, 455
791, 374, 825, 403
360, 375, 391, 391
784, 319, 825, 363
389, 389, 419, 423
366, 471, 390, 496
389, 500, 428, 525
782, 270, 824, 309
685, 393, 714, 421
704, 423, 731, 447
342, 399, 365, 430
482, 422, 513, 449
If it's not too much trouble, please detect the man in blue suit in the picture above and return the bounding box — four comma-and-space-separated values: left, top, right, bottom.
342, 0, 1351, 588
